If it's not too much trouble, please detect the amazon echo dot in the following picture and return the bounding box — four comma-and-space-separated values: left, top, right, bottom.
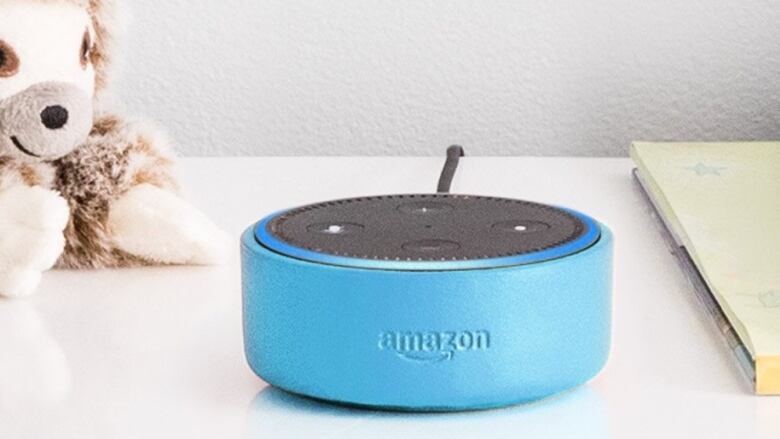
241, 149, 613, 411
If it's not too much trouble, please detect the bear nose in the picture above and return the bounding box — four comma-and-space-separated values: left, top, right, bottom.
40, 105, 69, 130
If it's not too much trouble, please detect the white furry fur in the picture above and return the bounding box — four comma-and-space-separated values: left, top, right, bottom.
0, 1, 96, 101
0, 186, 69, 297
108, 184, 230, 265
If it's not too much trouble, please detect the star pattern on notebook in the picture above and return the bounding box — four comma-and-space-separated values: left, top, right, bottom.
684, 162, 726, 176
760, 290, 780, 308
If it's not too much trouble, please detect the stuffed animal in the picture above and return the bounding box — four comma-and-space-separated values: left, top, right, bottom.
0, 0, 228, 298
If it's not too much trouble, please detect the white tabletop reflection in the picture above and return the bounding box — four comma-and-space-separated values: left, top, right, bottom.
247, 386, 609, 439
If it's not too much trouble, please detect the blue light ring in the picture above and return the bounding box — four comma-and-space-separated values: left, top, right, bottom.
254, 206, 601, 271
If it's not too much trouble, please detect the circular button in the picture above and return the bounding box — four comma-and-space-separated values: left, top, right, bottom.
402, 239, 461, 253
397, 201, 454, 215
307, 222, 364, 235
492, 220, 550, 234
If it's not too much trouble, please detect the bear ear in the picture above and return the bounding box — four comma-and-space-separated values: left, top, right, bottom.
87, 0, 124, 92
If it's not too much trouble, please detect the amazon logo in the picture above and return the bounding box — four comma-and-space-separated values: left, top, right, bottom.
378, 330, 490, 363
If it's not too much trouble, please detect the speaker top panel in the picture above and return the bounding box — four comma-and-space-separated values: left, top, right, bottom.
254, 194, 601, 271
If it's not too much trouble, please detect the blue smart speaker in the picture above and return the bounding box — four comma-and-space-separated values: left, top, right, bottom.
241, 147, 613, 411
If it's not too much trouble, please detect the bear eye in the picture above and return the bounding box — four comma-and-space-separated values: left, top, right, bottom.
0, 39, 20, 78
80, 29, 92, 69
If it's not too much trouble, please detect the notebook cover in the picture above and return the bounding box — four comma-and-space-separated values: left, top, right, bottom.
631, 141, 780, 394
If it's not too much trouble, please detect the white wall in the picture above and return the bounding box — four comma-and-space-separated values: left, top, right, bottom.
115, 0, 780, 156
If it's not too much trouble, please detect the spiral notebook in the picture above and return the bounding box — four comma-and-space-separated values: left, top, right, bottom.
631, 141, 780, 394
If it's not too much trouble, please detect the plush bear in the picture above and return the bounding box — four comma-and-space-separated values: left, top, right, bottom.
0, 0, 228, 298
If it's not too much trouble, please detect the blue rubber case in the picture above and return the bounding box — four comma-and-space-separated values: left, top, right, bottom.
241, 215, 613, 411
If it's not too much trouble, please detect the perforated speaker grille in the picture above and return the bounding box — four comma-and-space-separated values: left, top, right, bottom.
261, 194, 593, 262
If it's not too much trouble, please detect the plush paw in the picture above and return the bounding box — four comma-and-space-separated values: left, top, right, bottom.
108, 184, 230, 265
0, 186, 69, 298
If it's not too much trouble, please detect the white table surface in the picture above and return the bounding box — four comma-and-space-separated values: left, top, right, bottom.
2, 156, 778, 439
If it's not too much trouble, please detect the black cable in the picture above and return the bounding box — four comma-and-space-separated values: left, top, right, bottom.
437, 145, 465, 193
